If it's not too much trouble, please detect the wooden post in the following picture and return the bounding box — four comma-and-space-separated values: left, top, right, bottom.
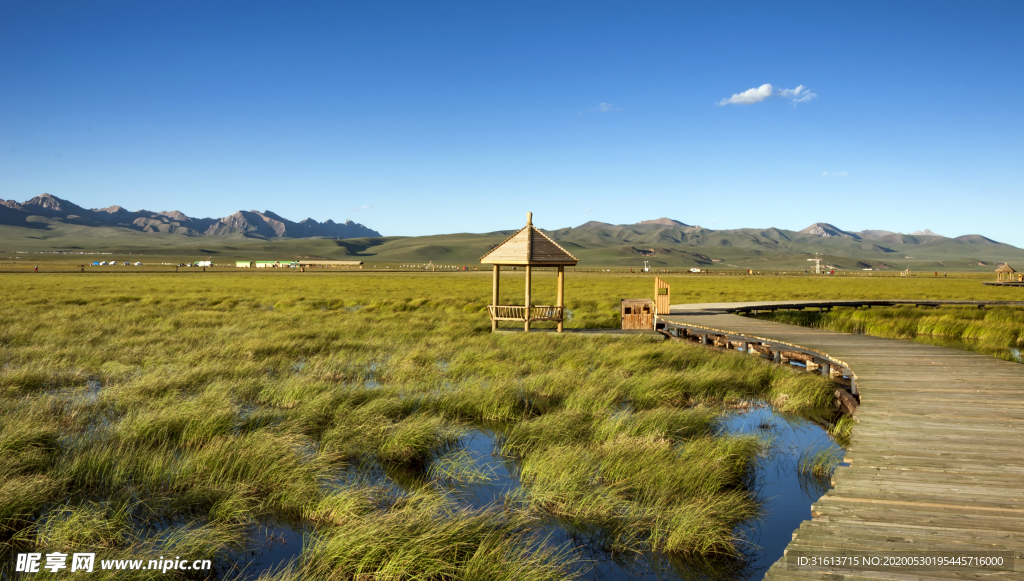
492, 265, 500, 332
524, 211, 533, 333
524, 265, 532, 332
556, 265, 564, 333
654, 277, 670, 315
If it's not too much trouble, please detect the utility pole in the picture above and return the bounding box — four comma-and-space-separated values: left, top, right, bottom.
807, 253, 822, 275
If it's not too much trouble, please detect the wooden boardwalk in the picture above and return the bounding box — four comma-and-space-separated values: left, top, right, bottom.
658, 301, 1024, 580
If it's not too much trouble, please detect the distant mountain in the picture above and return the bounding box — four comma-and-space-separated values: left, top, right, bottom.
794, 223, 947, 242
856, 229, 899, 240
954, 234, 1001, 245
636, 218, 690, 227
518, 218, 1024, 269
555, 219, 1015, 248
799, 222, 859, 239
0, 194, 380, 239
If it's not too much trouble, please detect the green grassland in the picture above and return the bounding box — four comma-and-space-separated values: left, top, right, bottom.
757, 305, 1024, 363
0, 271, 1020, 579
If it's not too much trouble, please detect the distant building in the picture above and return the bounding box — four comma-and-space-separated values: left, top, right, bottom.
236, 260, 360, 268
995, 263, 1016, 282
296, 260, 363, 269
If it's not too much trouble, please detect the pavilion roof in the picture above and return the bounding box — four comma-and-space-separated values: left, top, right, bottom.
996, 263, 1016, 273
480, 214, 578, 266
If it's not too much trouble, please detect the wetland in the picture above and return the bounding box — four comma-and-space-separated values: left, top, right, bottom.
3, 270, 1015, 579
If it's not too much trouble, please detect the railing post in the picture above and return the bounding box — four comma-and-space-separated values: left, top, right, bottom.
524, 265, 532, 332
492, 265, 500, 332
557, 265, 564, 333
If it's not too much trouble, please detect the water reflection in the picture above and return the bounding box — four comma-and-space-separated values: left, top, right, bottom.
241, 405, 844, 580
445, 406, 843, 581
723, 406, 844, 580
234, 522, 305, 578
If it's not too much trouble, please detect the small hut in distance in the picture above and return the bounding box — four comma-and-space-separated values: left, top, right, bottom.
995, 263, 1017, 282
480, 212, 578, 332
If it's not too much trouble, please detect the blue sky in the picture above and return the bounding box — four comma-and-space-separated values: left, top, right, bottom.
2, 1, 1022, 244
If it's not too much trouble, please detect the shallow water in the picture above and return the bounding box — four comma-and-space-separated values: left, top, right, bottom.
240, 406, 843, 580
234, 523, 306, 578
441, 429, 517, 509
725, 406, 843, 580
45, 378, 102, 406
445, 408, 842, 581
364, 361, 382, 388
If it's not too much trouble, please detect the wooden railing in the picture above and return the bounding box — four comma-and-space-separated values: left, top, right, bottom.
487, 305, 563, 322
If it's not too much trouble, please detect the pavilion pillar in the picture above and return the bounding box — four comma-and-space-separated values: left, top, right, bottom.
492, 265, 500, 332
524, 265, 532, 332
557, 265, 564, 332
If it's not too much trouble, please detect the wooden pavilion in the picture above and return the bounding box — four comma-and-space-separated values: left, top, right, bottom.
995, 263, 1016, 282
480, 212, 578, 332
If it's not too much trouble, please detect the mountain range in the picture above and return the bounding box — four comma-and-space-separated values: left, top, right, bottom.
1, 195, 1022, 270
0, 194, 379, 239
544, 219, 1007, 253
558, 218, 993, 246
285, 216, 1019, 271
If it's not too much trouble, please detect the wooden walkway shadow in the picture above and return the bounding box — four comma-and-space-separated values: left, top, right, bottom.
658, 301, 1024, 580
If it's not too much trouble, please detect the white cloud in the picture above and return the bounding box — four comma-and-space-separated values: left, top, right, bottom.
822, 171, 848, 177
717, 84, 817, 106
717, 84, 774, 106
779, 84, 817, 105
353, 205, 373, 211
584, 208, 592, 214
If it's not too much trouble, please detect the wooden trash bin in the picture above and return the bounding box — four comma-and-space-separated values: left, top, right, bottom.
621, 298, 655, 330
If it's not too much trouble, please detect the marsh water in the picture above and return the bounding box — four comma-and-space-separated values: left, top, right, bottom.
241, 404, 843, 580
